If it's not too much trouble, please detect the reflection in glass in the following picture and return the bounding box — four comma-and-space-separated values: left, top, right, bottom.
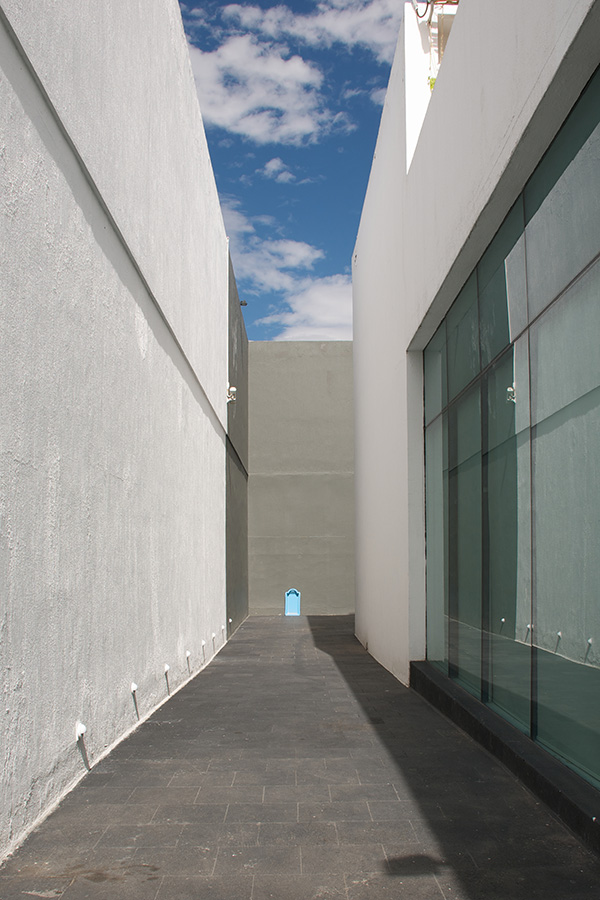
425, 415, 447, 669
424, 63, 600, 790
448, 386, 481, 695
424, 321, 446, 425
484, 352, 528, 730
531, 260, 600, 785
447, 274, 479, 400
478, 201, 523, 365
524, 66, 600, 320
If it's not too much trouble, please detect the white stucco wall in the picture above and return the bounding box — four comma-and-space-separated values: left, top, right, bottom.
0, 0, 227, 414
353, 0, 600, 684
0, 2, 229, 860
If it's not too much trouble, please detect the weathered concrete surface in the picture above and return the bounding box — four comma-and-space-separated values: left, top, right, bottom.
0, 1, 230, 861
249, 342, 354, 616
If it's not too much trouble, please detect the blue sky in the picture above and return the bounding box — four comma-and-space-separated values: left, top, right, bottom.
178, 0, 402, 340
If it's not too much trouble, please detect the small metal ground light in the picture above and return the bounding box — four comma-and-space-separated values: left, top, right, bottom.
284, 589, 301, 616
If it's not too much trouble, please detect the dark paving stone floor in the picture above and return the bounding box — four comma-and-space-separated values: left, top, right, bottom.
2, 615, 600, 899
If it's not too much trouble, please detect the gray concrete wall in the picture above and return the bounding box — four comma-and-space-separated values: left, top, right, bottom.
248, 342, 354, 616
227, 259, 249, 633
0, 1, 231, 862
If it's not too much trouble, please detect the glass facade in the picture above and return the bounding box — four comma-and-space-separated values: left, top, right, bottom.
424, 66, 600, 787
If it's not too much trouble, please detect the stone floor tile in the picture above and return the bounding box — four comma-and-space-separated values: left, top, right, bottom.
263, 784, 330, 802
168, 771, 234, 788
301, 843, 386, 875
151, 804, 228, 825
178, 824, 259, 849
231, 772, 271, 786
64, 804, 158, 826
132, 847, 216, 877
354, 765, 401, 784
224, 803, 298, 824
252, 874, 347, 900
194, 785, 264, 804
0, 846, 134, 880
368, 800, 419, 822
436, 864, 600, 900
257, 823, 338, 847
59, 871, 162, 900
329, 783, 398, 802
126, 787, 196, 806
94, 824, 181, 850
154, 875, 253, 900
345, 873, 445, 899
58, 787, 136, 808
336, 821, 419, 845
0, 876, 74, 898
2, 824, 106, 856
298, 801, 371, 823
296, 747, 353, 759
213, 846, 301, 876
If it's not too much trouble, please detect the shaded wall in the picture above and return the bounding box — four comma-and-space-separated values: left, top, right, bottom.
249, 342, 354, 616
227, 259, 249, 634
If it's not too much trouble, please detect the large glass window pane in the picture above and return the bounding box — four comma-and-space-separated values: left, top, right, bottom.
513, 335, 532, 652
448, 385, 481, 695
424, 64, 600, 793
478, 201, 524, 365
530, 258, 600, 786
524, 67, 600, 320
447, 274, 479, 400
424, 321, 447, 425
425, 414, 447, 669
484, 351, 529, 730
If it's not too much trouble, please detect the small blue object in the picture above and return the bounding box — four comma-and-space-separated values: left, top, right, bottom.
285, 588, 301, 616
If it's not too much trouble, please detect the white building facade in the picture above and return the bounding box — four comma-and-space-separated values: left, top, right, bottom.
353, 0, 600, 791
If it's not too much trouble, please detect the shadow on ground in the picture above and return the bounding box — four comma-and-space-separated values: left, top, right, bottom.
307, 614, 600, 900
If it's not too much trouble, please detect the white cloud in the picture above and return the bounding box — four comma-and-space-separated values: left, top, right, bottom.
188, 35, 339, 144
369, 86, 387, 106
222, 199, 352, 339
222, 199, 323, 294
256, 274, 353, 341
222, 0, 402, 65
184, 1, 400, 144
260, 157, 295, 183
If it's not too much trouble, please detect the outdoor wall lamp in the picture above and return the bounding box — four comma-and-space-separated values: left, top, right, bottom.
227, 384, 237, 403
